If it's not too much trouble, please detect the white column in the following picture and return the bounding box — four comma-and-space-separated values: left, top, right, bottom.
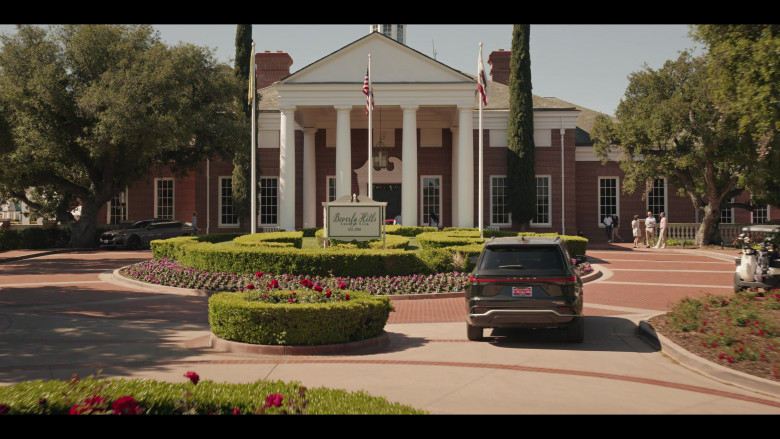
450, 127, 459, 227
401, 105, 418, 226
335, 106, 352, 198
457, 106, 474, 227
302, 127, 317, 228
279, 107, 296, 231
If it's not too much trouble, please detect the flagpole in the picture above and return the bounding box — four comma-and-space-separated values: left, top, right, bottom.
368, 54, 373, 200
478, 43, 484, 239
250, 41, 257, 234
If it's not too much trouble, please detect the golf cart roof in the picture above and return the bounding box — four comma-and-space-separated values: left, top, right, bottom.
741, 225, 780, 234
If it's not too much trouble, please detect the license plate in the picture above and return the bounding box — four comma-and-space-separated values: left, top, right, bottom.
512, 287, 532, 297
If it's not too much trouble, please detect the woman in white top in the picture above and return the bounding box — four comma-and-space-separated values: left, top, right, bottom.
631, 214, 641, 248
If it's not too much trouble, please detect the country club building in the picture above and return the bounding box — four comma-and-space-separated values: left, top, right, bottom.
92, 27, 778, 243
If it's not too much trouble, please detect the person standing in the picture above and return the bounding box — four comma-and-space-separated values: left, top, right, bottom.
603, 215, 613, 243
644, 211, 656, 248
631, 214, 641, 248
654, 212, 668, 249
612, 214, 623, 242
192, 211, 198, 234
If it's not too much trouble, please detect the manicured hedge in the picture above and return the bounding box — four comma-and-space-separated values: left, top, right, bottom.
233, 231, 303, 249
0, 225, 126, 251
314, 229, 409, 250
0, 376, 425, 414
209, 290, 394, 346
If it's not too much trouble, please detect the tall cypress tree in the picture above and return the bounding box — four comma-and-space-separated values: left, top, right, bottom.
506, 24, 536, 229
232, 24, 254, 222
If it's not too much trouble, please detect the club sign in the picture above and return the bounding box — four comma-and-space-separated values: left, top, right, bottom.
323, 194, 386, 241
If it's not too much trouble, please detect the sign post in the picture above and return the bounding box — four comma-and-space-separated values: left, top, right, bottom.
323, 194, 387, 248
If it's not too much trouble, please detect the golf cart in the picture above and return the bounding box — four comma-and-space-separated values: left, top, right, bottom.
734, 225, 780, 292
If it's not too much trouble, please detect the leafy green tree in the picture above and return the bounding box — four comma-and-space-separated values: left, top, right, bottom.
691, 24, 780, 207
506, 24, 536, 229
591, 52, 757, 246
0, 25, 245, 247
231, 24, 255, 222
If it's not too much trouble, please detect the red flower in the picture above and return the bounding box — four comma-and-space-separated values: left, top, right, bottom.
288, 298, 294, 303
184, 371, 200, 385
111, 396, 143, 415
255, 271, 263, 277
233, 408, 241, 415
0, 404, 9, 415
314, 285, 323, 292
338, 282, 347, 290
246, 284, 255, 290
345, 294, 350, 300
264, 393, 284, 408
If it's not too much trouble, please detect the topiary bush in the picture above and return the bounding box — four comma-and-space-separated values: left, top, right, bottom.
208, 289, 394, 346
233, 231, 303, 249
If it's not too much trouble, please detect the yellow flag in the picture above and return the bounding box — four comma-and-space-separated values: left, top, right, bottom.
248, 42, 256, 105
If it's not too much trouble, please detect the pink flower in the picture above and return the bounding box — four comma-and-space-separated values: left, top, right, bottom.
233, 408, 241, 415
184, 371, 200, 385
264, 393, 284, 408
111, 396, 143, 415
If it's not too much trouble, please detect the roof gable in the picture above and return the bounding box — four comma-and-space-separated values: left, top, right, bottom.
280, 32, 474, 85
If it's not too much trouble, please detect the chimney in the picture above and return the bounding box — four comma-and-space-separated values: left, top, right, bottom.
487, 49, 511, 86
255, 50, 294, 89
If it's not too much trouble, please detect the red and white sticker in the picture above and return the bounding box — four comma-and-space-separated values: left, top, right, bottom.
512, 287, 532, 297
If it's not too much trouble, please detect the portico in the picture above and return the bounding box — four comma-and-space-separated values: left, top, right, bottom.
262, 32, 478, 231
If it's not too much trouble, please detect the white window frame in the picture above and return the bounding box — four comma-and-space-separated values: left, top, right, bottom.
420, 175, 442, 226
218, 176, 239, 228
326, 176, 337, 202
531, 175, 552, 227
107, 188, 128, 224
598, 177, 620, 227
490, 175, 512, 226
752, 203, 770, 224
154, 178, 175, 220
646, 178, 667, 222
259, 177, 279, 226
720, 197, 735, 224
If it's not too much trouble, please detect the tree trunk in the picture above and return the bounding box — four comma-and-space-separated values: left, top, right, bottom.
695, 204, 720, 246
67, 201, 98, 248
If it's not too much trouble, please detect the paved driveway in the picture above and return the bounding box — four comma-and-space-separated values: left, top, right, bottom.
1, 246, 779, 414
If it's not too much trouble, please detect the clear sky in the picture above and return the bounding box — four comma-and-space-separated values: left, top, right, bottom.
0, 24, 702, 117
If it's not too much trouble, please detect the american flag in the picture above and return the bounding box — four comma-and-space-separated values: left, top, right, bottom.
363, 68, 374, 115
478, 45, 488, 107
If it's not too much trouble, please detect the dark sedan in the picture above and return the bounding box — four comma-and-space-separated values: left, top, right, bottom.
99, 219, 196, 250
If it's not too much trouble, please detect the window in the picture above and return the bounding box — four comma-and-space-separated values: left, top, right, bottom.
720, 197, 734, 224
397, 25, 404, 44
383, 25, 392, 38
753, 205, 769, 224
532, 176, 551, 226
647, 178, 666, 221
421, 176, 441, 225
490, 176, 511, 225
259, 177, 278, 225
108, 190, 127, 224
598, 177, 618, 225
327, 176, 336, 202
219, 177, 238, 227
155, 178, 174, 219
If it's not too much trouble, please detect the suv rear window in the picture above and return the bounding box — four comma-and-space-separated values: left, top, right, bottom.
478, 245, 566, 275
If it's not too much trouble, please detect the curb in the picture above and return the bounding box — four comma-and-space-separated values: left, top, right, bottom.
0, 247, 94, 264
638, 320, 780, 398
209, 332, 391, 356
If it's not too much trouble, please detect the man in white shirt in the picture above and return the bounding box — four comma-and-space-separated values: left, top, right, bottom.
603, 215, 613, 243
644, 211, 656, 248
654, 212, 668, 249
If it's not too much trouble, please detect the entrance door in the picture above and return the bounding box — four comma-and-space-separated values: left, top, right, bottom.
372, 183, 401, 223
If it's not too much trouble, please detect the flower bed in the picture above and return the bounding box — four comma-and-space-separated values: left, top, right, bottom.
0, 371, 425, 415
121, 258, 471, 295
649, 290, 780, 381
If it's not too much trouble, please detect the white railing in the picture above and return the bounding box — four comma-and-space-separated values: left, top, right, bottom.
665, 223, 751, 244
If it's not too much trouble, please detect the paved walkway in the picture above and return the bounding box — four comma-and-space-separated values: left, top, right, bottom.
1, 244, 779, 414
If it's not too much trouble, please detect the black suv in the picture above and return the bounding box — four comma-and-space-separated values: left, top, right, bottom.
465, 236, 587, 342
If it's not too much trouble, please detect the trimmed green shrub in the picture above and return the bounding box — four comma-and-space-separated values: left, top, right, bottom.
0, 226, 72, 251
208, 290, 394, 346
415, 230, 484, 249
383, 225, 437, 237
0, 376, 425, 414
314, 229, 409, 249
233, 231, 303, 249
298, 227, 320, 237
